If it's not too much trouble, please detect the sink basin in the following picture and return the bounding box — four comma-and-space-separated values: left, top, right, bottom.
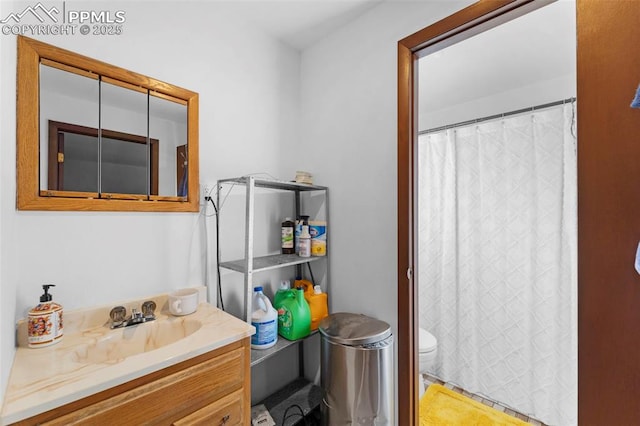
71, 318, 202, 364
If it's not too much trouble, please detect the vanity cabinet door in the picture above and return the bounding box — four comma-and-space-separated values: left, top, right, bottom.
32, 340, 249, 426
173, 388, 244, 426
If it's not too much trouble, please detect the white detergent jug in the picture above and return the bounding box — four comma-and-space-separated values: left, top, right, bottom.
251, 286, 278, 350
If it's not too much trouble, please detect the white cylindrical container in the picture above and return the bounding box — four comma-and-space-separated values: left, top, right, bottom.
310, 220, 327, 257
299, 225, 311, 258
251, 286, 278, 350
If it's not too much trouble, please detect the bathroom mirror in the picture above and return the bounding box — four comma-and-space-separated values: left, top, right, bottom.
149, 92, 189, 197
17, 35, 199, 211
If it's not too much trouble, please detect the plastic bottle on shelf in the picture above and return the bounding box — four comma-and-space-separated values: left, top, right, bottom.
281, 218, 295, 254
274, 280, 293, 308
299, 225, 311, 258
276, 287, 311, 340
294, 215, 310, 254
294, 278, 314, 299
251, 287, 278, 350
309, 220, 327, 256
307, 285, 329, 331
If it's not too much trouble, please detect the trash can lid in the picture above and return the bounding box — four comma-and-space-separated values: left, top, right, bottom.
319, 312, 391, 345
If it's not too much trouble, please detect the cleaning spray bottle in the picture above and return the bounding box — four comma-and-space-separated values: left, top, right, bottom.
299, 225, 311, 258
28, 284, 63, 348
294, 215, 310, 254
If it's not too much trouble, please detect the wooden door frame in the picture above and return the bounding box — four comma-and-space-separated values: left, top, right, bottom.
47, 120, 160, 195
397, 1, 557, 424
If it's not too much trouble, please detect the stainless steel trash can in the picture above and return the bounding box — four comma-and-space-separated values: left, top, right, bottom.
319, 312, 394, 425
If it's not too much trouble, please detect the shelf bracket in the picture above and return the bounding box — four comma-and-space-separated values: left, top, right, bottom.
243, 176, 256, 323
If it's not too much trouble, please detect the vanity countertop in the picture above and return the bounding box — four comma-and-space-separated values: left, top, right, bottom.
1, 291, 254, 425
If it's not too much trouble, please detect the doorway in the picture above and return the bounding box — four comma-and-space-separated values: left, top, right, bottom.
399, 1, 640, 425
416, 2, 576, 424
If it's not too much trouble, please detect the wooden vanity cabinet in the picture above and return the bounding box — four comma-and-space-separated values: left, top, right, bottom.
14, 338, 250, 426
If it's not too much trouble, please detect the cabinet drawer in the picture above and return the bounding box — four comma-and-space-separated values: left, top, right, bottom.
173, 388, 244, 426
43, 346, 245, 425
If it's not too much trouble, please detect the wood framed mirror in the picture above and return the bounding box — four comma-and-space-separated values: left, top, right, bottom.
16, 35, 199, 212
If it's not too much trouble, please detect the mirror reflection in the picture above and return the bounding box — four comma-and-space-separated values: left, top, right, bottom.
38, 63, 188, 198
101, 80, 149, 196
40, 63, 99, 193
47, 120, 158, 194
149, 94, 188, 197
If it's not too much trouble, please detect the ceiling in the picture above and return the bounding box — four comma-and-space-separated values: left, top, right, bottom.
231, 0, 576, 123
223, 0, 384, 50
418, 1, 576, 127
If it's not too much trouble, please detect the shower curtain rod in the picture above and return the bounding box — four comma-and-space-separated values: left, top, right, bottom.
419, 96, 577, 135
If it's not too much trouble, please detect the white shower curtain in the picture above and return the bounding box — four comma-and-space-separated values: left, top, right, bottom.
418, 102, 577, 426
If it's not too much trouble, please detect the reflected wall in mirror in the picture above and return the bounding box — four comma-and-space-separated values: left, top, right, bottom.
40, 61, 99, 195
149, 92, 188, 198
100, 78, 149, 197
17, 35, 199, 211
47, 120, 159, 194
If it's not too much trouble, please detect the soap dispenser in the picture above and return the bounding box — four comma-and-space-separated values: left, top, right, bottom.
28, 284, 63, 348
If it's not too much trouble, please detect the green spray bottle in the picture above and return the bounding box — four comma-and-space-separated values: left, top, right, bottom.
276, 286, 311, 340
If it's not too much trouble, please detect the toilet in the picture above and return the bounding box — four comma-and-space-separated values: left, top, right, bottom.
418, 327, 438, 397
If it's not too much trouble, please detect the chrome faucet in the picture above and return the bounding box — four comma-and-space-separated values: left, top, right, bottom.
109, 301, 156, 329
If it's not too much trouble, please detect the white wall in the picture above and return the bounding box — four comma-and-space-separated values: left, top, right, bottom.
0, 0, 6, 415
298, 0, 476, 419
420, 74, 575, 131
0, 0, 301, 403
418, 0, 576, 131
